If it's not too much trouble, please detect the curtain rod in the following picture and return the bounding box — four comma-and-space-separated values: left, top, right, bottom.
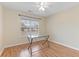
18, 14, 41, 20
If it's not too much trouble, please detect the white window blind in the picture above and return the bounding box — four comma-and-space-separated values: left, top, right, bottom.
21, 16, 39, 35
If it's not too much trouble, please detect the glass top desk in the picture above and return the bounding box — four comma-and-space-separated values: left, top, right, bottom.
27, 34, 49, 56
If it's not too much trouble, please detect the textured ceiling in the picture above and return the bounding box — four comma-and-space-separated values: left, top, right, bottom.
0, 2, 79, 17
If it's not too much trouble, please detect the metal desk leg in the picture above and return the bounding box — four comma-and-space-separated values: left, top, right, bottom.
28, 38, 33, 57
42, 36, 49, 48
47, 36, 49, 47
30, 38, 33, 57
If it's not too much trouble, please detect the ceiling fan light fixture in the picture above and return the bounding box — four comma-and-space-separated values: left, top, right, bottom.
36, 2, 49, 11
39, 6, 45, 11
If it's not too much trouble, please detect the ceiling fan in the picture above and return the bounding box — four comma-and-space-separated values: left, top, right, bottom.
36, 2, 50, 11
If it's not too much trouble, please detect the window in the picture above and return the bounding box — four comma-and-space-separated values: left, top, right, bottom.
21, 16, 39, 35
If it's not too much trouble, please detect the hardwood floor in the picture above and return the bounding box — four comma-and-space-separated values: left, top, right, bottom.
1, 40, 79, 57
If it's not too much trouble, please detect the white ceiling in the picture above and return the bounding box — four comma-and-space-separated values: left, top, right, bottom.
0, 2, 79, 17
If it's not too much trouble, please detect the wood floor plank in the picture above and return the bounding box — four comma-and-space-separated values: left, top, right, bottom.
1, 40, 79, 57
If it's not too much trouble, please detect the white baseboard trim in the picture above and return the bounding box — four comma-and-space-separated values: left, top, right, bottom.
4, 39, 45, 49
4, 42, 27, 49
49, 40, 79, 51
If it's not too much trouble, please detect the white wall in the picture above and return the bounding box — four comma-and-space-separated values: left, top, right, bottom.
39, 18, 47, 34
3, 7, 22, 48
0, 5, 3, 51
46, 5, 79, 49
2, 6, 47, 48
